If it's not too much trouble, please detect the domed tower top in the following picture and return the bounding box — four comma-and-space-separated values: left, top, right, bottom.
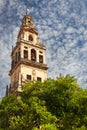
17, 10, 38, 42
22, 9, 34, 28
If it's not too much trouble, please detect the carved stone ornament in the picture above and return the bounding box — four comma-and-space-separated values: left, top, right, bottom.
32, 70, 36, 75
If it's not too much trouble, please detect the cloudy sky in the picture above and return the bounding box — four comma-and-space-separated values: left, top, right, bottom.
1, 0, 87, 98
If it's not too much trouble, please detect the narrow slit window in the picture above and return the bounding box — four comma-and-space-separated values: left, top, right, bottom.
18, 51, 20, 60
15, 52, 17, 64
21, 32, 24, 39
39, 55, 43, 63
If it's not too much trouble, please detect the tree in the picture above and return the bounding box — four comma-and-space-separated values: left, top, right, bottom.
0, 75, 87, 129
0, 94, 27, 130
0, 81, 57, 130
21, 81, 57, 129
40, 75, 87, 129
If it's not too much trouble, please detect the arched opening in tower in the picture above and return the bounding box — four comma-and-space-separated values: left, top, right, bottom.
31, 49, 36, 61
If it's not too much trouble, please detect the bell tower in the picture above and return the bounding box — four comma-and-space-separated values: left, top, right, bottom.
7, 11, 48, 95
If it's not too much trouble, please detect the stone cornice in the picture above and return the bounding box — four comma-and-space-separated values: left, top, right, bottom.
9, 58, 48, 75
11, 40, 46, 56
18, 27, 38, 39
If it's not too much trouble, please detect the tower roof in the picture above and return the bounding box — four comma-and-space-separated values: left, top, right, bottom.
21, 10, 34, 28
17, 11, 38, 40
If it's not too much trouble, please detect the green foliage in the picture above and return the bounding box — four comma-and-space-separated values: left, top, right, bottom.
0, 75, 87, 129
33, 123, 58, 130
0, 94, 28, 129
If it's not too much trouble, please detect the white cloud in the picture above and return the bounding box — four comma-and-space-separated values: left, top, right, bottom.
66, 27, 76, 34
0, 0, 7, 14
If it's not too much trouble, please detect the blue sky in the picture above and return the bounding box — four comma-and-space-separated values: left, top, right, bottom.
1, 0, 87, 98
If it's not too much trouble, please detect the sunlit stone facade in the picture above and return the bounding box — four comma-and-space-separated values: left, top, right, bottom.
6, 11, 48, 95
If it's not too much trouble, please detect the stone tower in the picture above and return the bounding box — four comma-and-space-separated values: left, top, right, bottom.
7, 11, 48, 95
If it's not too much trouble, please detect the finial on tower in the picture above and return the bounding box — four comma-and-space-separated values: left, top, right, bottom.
26, 8, 30, 15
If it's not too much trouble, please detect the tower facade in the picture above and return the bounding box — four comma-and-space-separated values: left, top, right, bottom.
7, 12, 48, 95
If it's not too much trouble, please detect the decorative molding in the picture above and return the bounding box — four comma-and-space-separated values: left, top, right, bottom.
9, 58, 48, 75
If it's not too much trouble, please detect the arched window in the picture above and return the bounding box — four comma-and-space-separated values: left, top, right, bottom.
24, 50, 28, 59
31, 49, 36, 61
29, 35, 33, 41
28, 20, 31, 25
